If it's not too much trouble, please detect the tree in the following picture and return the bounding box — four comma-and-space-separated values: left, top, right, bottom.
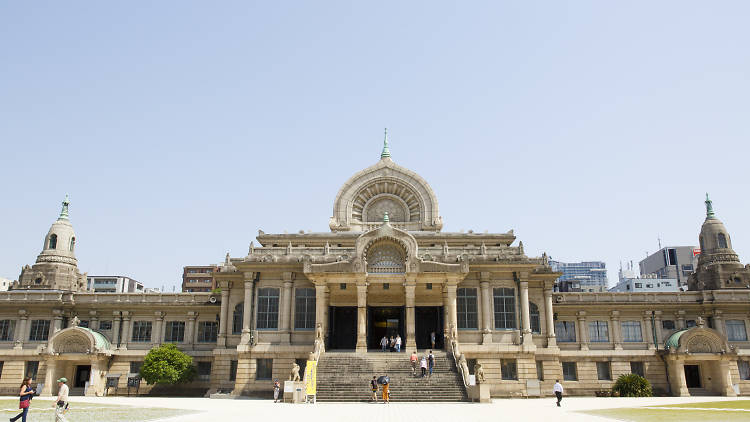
140, 344, 197, 385
612, 373, 653, 397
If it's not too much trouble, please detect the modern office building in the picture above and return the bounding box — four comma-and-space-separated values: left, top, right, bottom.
86, 276, 144, 293
0, 277, 11, 291
639, 246, 698, 288
182, 266, 216, 292
549, 260, 608, 292
609, 274, 679, 292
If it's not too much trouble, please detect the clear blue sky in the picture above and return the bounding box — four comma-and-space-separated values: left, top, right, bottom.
2, 1, 749, 290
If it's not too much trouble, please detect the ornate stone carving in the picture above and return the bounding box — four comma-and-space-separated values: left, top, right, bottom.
54, 331, 91, 354
366, 242, 405, 273
686, 334, 720, 353
475, 363, 486, 384
365, 197, 407, 222
290, 363, 300, 381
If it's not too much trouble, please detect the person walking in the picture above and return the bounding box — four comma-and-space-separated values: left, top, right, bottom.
420, 356, 427, 377
428, 350, 435, 376
395, 335, 402, 352
553, 379, 564, 407
389, 336, 395, 352
431, 331, 436, 349
273, 379, 281, 403
410, 351, 418, 376
10, 377, 35, 422
370, 376, 379, 403
53, 377, 69, 422
380, 336, 388, 352
381, 376, 390, 404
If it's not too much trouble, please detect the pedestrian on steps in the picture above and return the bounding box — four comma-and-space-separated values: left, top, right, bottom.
410, 351, 418, 376
395, 335, 402, 352
273, 379, 281, 403
370, 376, 379, 403
553, 379, 564, 407
382, 376, 390, 403
428, 350, 435, 376
431, 331, 436, 349
420, 356, 427, 377
389, 336, 395, 352
380, 336, 388, 352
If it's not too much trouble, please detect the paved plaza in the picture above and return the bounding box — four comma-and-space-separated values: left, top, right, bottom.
1, 395, 744, 422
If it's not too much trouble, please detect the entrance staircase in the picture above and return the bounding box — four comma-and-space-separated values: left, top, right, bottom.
315, 350, 468, 402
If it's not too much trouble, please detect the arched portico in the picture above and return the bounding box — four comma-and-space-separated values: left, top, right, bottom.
663, 326, 738, 397
41, 326, 113, 397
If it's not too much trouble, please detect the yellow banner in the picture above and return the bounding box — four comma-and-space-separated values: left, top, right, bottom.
305, 361, 317, 396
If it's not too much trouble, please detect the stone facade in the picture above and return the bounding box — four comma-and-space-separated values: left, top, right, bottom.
2, 146, 750, 398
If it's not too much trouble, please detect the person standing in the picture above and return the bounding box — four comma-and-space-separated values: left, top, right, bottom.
420, 356, 427, 377
428, 350, 435, 376
389, 336, 395, 352
10, 377, 35, 422
53, 377, 69, 422
370, 376, 379, 403
395, 335, 402, 352
382, 376, 390, 404
410, 351, 418, 376
431, 331, 436, 349
380, 336, 388, 352
273, 379, 281, 403
553, 379, 564, 407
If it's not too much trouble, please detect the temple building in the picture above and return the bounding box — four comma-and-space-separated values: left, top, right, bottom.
1, 138, 750, 399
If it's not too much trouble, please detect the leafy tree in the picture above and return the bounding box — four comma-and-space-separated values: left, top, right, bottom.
612, 373, 652, 397
140, 344, 196, 385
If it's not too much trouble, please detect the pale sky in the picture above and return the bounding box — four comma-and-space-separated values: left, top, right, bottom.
2, 1, 749, 290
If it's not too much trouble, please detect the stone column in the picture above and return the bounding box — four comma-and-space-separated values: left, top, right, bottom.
713, 310, 725, 338
405, 280, 416, 350
577, 311, 588, 351
52, 309, 63, 338
668, 359, 689, 396
544, 288, 556, 347
185, 311, 197, 349
42, 358, 57, 396
643, 311, 655, 350
480, 279, 492, 344
153, 311, 164, 346
442, 289, 450, 347
241, 278, 253, 344
654, 310, 664, 347
356, 281, 368, 353
717, 359, 737, 396
611, 310, 622, 350
120, 311, 131, 350
520, 281, 532, 345
315, 283, 328, 341
89, 310, 99, 331
281, 273, 294, 344
445, 284, 458, 339
111, 311, 121, 348
14, 310, 28, 349
218, 283, 230, 347
676, 310, 686, 330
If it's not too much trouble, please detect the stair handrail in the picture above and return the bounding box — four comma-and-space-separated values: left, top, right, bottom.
304, 323, 326, 383
448, 323, 470, 387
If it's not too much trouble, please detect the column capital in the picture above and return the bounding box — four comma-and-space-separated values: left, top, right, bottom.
243, 271, 257, 280
52, 309, 63, 317
519, 280, 529, 289
479, 272, 491, 282
517, 271, 530, 280
154, 311, 164, 320
282, 271, 295, 282
576, 310, 586, 319
610, 310, 620, 318
18, 309, 28, 318
121, 311, 131, 319
187, 311, 198, 320
88, 310, 98, 318
713, 309, 723, 317
676, 310, 686, 317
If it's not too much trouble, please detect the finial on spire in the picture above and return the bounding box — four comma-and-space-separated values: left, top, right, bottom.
383, 211, 390, 223
380, 128, 391, 159
58, 194, 70, 220
705, 193, 715, 219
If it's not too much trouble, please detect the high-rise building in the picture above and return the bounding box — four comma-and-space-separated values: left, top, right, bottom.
87, 275, 144, 293
549, 260, 608, 292
639, 246, 698, 288
0, 277, 11, 291
182, 265, 216, 292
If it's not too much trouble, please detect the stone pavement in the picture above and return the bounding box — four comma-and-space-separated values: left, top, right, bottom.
7, 395, 741, 422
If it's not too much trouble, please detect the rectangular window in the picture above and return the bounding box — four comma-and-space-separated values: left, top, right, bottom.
130, 361, 142, 375
164, 321, 185, 343
562, 362, 577, 381
621, 321, 643, 342
256, 358, 273, 380
686, 320, 697, 328
28, 320, 50, 341
597, 362, 611, 380
78, 320, 89, 328
0, 320, 14, 341
383, 283, 390, 290
662, 320, 675, 331
339, 283, 346, 290
426, 283, 432, 290
197, 321, 218, 343
635, 283, 643, 288
493, 288, 516, 330
501, 359, 518, 380
555, 321, 576, 342
588, 321, 609, 342
257, 288, 280, 330
99, 320, 113, 330
0, 361, 3, 378
738, 361, 750, 381
197, 361, 212, 380
630, 361, 645, 378
726, 320, 748, 341
25, 361, 39, 379
536, 361, 544, 381
457, 288, 478, 329
131, 321, 153, 342
294, 288, 316, 330
230, 360, 238, 381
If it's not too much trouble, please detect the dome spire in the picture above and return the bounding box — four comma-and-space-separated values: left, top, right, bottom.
58, 194, 70, 220
380, 128, 391, 159
705, 193, 715, 220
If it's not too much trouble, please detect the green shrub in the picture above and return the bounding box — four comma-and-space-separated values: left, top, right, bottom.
141, 344, 197, 385
612, 373, 652, 397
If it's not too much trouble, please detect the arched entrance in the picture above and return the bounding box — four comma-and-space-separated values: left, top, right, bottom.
41, 326, 113, 397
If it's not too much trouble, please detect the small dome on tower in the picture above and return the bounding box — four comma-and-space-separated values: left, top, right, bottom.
698, 193, 735, 254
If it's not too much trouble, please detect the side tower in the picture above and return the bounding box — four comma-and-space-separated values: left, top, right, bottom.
15, 196, 87, 291
688, 194, 750, 290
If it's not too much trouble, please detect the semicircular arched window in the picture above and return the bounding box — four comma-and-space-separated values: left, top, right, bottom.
69, 237, 76, 252
49, 234, 58, 250
366, 243, 405, 274
718, 233, 728, 249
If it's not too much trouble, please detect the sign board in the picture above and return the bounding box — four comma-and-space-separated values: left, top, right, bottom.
693, 248, 701, 257
304, 360, 317, 396
284, 381, 295, 393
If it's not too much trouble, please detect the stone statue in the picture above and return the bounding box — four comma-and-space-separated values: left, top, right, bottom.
474, 363, 485, 384
290, 363, 300, 382
450, 323, 458, 341
316, 323, 323, 340
458, 353, 469, 380
70, 315, 80, 327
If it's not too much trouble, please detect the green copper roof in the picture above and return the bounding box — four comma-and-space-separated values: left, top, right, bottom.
381, 128, 391, 159
58, 195, 70, 220
82, 327, 111, 350
705, 193, 715, 219
665, 329, 688, 349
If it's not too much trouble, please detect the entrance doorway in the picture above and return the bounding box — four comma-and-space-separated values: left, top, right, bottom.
415, 306, 444, 350
74, 365, 91, 388
328, 307, 357, 350
684, 365, 701, 388
368, 307, 404, 350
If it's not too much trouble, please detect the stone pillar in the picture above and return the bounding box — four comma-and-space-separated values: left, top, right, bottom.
52, 309, 63, 338
611, 310, 622, 350
668, 359, 689, 396
218, 284, 230, 347
442, 289, 450, 348
241, 279, 254, 344
520, 281, 532, 345
405, 280, 416, 350
315, 283, 328, 342
14, 309, 27, 349
676, 310, 686, 330
445, 284, 458, 340
281, 273, 294, 344
153, 311, 164, 346
356, 282, 368, 353
713, 310, 725, 338
185, 311, 197, 349
120, 311, 131, 350
654, 310, 664, 347
480, 279, 492, 344
717, 360, 737, 396
544, 288, 556, 347
89, 310, 99, 331
577, 311, 588, 351
643, 311, 655, 350
42, 358, 57, 396
111, 311, 121, 348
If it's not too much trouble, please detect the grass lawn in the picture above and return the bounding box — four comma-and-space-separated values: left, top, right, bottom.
582, 400, 750, 422
0, 399, 196, 421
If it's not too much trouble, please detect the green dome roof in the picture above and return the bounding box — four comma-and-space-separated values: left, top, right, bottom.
81, 327, 111, 350
665, 329, 688, 350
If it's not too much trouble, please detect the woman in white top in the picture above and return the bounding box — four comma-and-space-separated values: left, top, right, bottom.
420, 356, 428, 377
